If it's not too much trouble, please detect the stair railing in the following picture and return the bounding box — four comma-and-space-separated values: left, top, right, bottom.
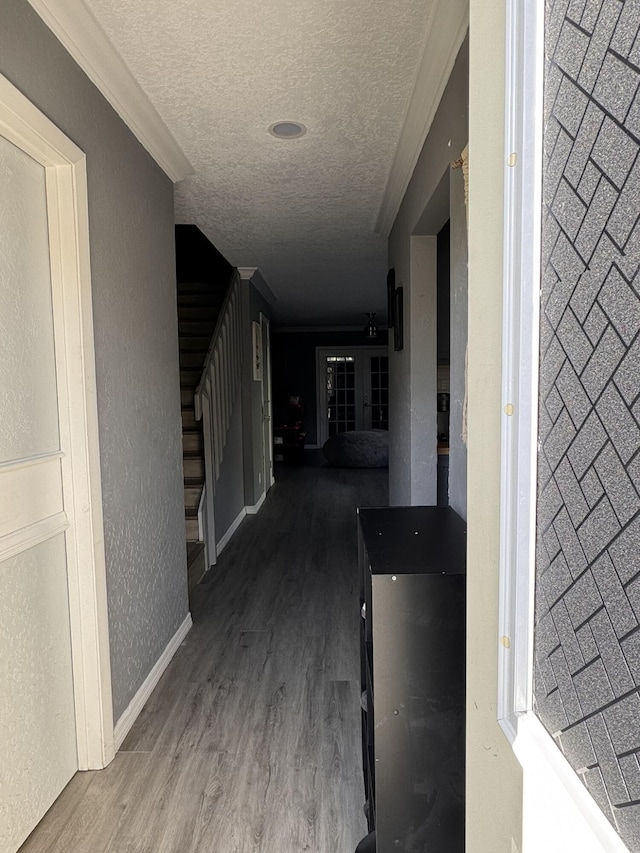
194, 269, 243, 566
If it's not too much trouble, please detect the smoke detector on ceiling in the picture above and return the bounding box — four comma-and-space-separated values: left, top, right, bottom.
268, 121, 307, 139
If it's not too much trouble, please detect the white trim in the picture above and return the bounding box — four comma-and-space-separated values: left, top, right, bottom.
216, 507, 247, 554
497, 4, 629, 851
0, 513, 69, 564
246, 491, 266, 516
197, 485, 206, 545
375, 0, 468, 237
0, 450, 63, 474
0, 73, 115, 770
514, 714, 630, 853
237, 267, 277, 305
114, 614, 193, 750
27, 0, 193, 183
497, 0, 544, 742
261, 312, 274, 492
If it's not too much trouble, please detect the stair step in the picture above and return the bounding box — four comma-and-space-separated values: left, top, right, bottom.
179, 320, 218, 337
177, 305, 222, 322
180, 369, 202, 389
182, 456, 204, 486
186, 542, 207, 590
183, 432, 203, 454
184, 485, 202, 509
185, 516, 199, 540
177, 279, 227, 293
187, 541, 205, 565
181, 387, 195, 408
184, 473, 204, 485
181, 409, 197, 430
180, 336, 211, 352
179, 351, 207, 369
177, 291, 225, 306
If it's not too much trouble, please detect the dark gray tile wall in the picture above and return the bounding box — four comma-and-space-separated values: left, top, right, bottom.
535, 0, 640, 848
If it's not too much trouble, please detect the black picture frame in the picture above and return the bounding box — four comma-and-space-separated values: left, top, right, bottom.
387, 268, 396, 329
394, 286, 404, 351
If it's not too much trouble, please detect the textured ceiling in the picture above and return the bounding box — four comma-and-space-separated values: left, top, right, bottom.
83, 0, 437, 326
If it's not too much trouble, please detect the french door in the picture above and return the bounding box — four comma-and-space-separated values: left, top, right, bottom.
316, 347, 389, 446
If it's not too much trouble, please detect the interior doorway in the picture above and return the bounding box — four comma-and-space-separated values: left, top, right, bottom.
316, 347, 389, 447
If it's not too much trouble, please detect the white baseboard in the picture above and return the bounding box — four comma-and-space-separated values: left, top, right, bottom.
216, 507, 246, 554
216, 493, 268, 553
246, 490, 266, 515
114, 612, 192, 749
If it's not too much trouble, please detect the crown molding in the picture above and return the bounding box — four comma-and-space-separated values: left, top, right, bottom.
27, 0, 193, 183
237, 266, 277, 305
375, 0, 469, 238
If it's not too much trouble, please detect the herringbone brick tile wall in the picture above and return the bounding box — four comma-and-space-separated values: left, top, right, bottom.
535, 0, 640, 848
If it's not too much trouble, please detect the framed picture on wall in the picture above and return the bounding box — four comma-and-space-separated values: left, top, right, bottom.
394, 286, 403, 351
387, 268, 396, 329
252, 320, 263, 380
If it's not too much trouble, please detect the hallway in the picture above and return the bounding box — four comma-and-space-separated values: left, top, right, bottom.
19, 454, 388, 853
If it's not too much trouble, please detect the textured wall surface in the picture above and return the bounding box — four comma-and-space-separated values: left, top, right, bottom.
1, 0, 188, 720
241, 283, 271, 508
388, 38, 468, 506
534, 1, 640, 848
83, 0, 440, 326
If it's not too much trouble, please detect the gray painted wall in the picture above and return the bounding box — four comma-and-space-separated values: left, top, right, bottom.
241, 283, 271, 508
213, 393, 246, 541
534, 3, 640, 848
388, 38, 469, 512
2, 0, 188, 719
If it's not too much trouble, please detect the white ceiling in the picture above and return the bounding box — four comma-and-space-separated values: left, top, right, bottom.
50, 0, 457, 327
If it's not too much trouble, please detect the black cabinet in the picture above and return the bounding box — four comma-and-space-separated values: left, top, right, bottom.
357, 506, 466, 853
273, 403, 305, 463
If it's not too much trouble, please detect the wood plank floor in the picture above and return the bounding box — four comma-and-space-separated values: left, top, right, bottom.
20, 452, 388, 853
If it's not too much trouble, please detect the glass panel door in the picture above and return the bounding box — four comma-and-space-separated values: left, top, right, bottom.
326, 356, 356, 436
366, 355, 389, 430
317, 347, 388, 445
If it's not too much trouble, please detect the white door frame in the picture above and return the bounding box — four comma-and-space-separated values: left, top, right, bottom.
497, 5, 628, 850
260, 312, 274, 489
0, 75, 115, 770
316, 346, 388, 447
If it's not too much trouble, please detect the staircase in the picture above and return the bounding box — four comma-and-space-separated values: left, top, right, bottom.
175, 225, 233, 583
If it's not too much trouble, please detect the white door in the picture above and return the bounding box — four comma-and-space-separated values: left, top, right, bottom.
0, 78, 114, 851
316, 347, 389, 446
0, 131, 77, 852
260, 313, 274, 489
